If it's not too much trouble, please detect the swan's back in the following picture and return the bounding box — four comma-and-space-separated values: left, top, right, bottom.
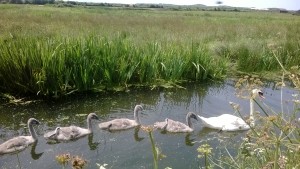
99, 105, 143, 131
198, 114, 249, 131
44, 113, 98, 141
44, 129, 58, 140
0, 136, 33, 154
165, 119, 193, 133
99, 118, 138, 130
61, 126, 90, 138
153, 121, 167, 130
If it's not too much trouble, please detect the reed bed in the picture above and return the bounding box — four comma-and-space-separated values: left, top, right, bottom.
0, 35, 227, 96
0, 4, 300, 97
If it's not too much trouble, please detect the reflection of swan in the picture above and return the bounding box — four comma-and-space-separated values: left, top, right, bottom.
134, 126, 144, 142
0, 118, 40, 155
99, 105, 143, 131
198, 89, 264, 131
185, 133, 195, 146
154, 112, 198, 133
30, 141, 43, 160
88, 134, 99, 151
44, 113, 99, 141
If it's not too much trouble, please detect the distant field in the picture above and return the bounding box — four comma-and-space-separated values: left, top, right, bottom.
0, 4, 299, 97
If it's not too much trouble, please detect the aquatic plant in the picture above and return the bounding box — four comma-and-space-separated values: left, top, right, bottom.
56, 153, 87, 169
141, 125, 166, 169
202, 64, 300, 168
56, 153, 71, 168
72, 155, 87, 169
197, 144, 213, 169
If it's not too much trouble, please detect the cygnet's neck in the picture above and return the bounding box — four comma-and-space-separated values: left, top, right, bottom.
28, 122, 38, 140
134, 108, 140, 124
186, 115, 193, 128
87, 116, 93, 131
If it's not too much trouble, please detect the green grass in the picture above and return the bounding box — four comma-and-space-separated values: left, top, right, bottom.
0, 4, 300, 97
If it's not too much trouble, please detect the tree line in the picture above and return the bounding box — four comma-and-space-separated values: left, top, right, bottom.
0, 0, 55, 4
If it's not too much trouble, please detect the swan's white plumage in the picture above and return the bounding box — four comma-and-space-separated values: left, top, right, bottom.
44, 113, 99, 141
198, 114, 249, 131
198, 89, 263, 131
154, 112, 198, 133
0, 118, 40, 155
99, 105, 143, 131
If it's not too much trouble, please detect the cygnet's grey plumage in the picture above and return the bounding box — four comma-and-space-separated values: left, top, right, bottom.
0, 118, 40, 155
154, 112, 198, 133
99, 105, 143, 131
44, 113, 99, 141
44, 127, 74, 141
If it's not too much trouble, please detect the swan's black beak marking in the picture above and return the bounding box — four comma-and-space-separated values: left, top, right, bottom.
258, 91, 265, 99
94, 115, 99, 120
192, 114, 198, 121
34, 120, 40, 125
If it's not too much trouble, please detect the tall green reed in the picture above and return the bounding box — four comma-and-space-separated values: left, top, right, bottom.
0, 34, 227, 97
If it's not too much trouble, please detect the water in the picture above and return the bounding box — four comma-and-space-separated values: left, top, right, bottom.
0, 81, 298, 169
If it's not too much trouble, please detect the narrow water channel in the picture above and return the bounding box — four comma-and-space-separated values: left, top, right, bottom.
0, 80, 297, 169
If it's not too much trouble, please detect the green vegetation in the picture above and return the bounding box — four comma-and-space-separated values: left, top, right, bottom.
197, 68, 300, 168
0, 4, 299, 97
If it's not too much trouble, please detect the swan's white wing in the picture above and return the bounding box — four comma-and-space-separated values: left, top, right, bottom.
198, 116, 224, 129
198, 114, 249, 131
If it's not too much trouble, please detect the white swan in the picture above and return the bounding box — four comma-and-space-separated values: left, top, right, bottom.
44, 113, 99, 141
198, 89, 264, 131
99, 105, 143, 131
154, 112, 198, 133
0, 118, 40, 155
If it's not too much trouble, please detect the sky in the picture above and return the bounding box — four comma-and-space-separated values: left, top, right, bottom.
76, 0, 300, 10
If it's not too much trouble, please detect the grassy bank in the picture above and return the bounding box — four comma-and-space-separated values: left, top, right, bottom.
0, 4, 300, 97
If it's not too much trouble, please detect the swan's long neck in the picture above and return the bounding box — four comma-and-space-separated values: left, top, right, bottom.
134, 108, 140, 124
186, 115, 192, 128
249, 97, 255, 126
87, 117, 92, 131
28, 122, 38, 141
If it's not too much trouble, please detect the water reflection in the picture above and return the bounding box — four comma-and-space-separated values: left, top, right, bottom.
0, 81, 298, 169
31, 141, 43, 160
184, 133, 195, 146
88, 134, 99, 150
133, 126, 145, 142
